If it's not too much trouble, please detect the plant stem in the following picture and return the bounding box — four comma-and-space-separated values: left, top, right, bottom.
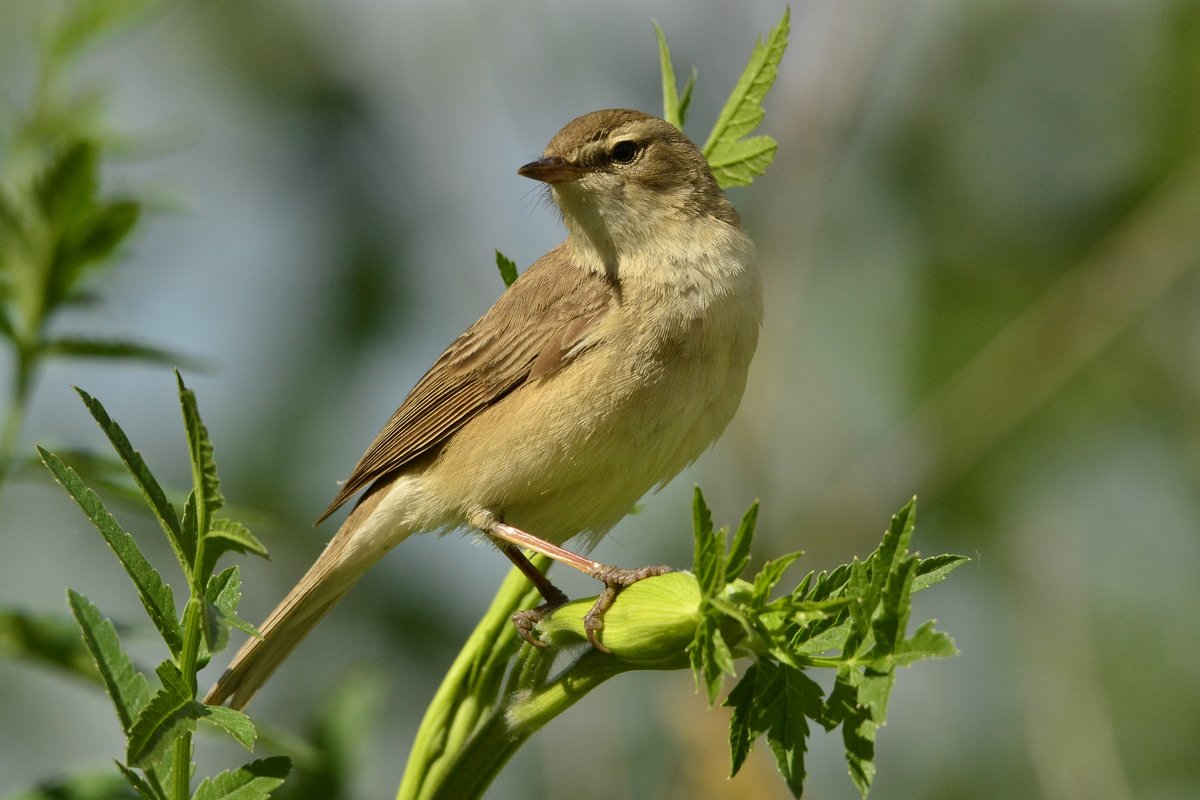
422, 650, 631, 800
172, 596, 203, 800
170, 506, 207, 799
397, 558, 547, 800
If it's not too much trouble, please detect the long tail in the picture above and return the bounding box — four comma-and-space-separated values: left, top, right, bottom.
204, 491, 393, 710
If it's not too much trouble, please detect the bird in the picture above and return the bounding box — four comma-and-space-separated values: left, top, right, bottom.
204, 108, 762, 710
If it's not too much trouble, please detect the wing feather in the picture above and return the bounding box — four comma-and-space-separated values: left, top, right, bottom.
317, 244, 612, 521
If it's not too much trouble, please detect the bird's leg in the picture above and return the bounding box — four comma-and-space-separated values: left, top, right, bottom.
474, 512, 673, 651
496, 542, 568, 647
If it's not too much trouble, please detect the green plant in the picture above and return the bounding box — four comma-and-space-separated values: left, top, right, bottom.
38, 375, 288, 799
10, 5, 967, 799
0, 0, 188, 494
395, 9, 964, 799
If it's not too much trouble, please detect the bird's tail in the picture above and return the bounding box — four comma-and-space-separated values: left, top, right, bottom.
204, 494, 393, 710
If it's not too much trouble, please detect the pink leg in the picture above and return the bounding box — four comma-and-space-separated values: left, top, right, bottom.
480, 517, 673, 652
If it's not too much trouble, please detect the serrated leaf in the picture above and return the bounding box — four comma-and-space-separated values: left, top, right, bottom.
913, 553, 969, 592
688, 614, 734, 705
495, 250, 518, 288
126, 682, 203, 768
154, 659, 189, 697
207, 518, 268, 560
702, 7, 789, 188
706, 135, 778, 188
724, 660, 764, 776
176, 371, 223, 518
116, 760, 164, 800
191, 756, 290, 800
73, 387, 191, 575
869, 555, 919, 660
725, 500, 757, 579
41, 447, 182, 654
723, 659, 822, 797
199, 704, 258, 751
202, 565, 260, 652
67, 590, 150, 733
655, 22, 689, 130
751, 551, 803, 606
0, 606, 101, 683
763, 664, 823, 798
691, 487, 723, 598
888, 620, 958, 667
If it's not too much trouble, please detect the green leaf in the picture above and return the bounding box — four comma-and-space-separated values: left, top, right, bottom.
176, 371, 223, 518
126, 681, 203, 768
723, 659, 823, 797
869, 555, 919, 660
116, 760, 165, 800
725, 500, 757, 580
41, 447, 182, 654
724, 660, 764, 776
495, 250, 519, 288
46, 338, 197, 368
704, 135, 778, 189
191, 757, 290, 800
202, 565, 260, 652
688, 614, 734, 705
206, 518, 268, 562
199, 704, 259, 751
49, 0, 163, 63
73, 387, 191, 575
913, 553, 970, 592
702, 7, 789, 188
67, 590, 151, 733
762, 663, 823, 798
69, 199, 140, 269
36, 142, 97, 229
888, 620, 958, 667
0, 606, 101, 684
751, 551, 803, 606
691, 487, 723, 598
870, 498, 916, 575
0, 306, 16, 343
654, 22, 695, 130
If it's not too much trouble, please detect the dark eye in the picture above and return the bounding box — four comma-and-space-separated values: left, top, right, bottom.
610, 140, 638, 164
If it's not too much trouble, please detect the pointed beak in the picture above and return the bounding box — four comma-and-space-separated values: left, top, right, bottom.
518, 156, 586, 185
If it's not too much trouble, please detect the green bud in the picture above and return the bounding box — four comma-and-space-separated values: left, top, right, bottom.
537, 572, 702, 664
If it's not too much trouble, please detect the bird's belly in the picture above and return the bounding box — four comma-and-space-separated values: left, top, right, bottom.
428, 305, 758, 546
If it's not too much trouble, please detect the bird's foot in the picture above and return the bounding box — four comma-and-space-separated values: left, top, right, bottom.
511, 585, 569, 647
583, 564, 674, 652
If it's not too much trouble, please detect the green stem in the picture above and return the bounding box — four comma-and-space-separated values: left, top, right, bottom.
170, 505, 207, 799
421, 651, 631, 800
172, 596, 203, 800
397, 559, 547, 800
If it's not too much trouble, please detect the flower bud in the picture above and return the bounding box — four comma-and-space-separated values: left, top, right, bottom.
537, 572, 702, 664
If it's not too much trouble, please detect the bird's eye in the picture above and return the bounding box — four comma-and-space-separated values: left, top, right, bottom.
610, 140, 639, 164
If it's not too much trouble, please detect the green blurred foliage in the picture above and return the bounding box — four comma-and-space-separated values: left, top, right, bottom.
2, 1, 1200, 799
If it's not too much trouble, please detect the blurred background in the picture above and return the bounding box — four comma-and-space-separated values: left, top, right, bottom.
2, 1, 1199, 798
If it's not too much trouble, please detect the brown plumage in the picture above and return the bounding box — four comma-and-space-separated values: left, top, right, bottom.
205, 109, 761, 709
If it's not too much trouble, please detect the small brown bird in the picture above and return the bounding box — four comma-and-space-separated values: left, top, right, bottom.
205, 109, 762, 709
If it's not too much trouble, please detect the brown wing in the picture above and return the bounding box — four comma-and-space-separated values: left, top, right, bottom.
317, 244, 612, 522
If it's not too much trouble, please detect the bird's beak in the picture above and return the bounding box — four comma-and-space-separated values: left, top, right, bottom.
518, 156, 585, 185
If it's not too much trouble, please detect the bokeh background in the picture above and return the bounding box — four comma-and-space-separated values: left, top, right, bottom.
3, 1, 1199, 798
